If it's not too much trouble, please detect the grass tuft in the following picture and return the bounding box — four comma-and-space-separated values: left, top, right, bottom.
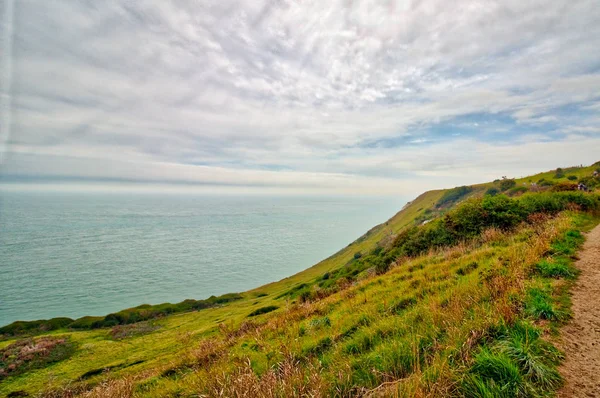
524, 288, 564, 321
534, 259, 575, 279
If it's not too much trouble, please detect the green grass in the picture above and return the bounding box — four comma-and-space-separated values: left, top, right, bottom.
1, 163, 599, 397
534, 259, 575, 279
525, 287, 563, 321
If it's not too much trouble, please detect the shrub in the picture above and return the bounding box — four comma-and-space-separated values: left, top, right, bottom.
436, 186, 473, 207
507, 186, 528, 196
499, 179, 516, 191
2, 293, 245, 336
485, 187, 500, 196
553, 168, 565, 179
520, 192, 598, 214
580, 176, 599, 189
551, 182, 577, 192
481, 195, 526, 229
0, 318, 73, 336
0, 337, 76, 379
567, 175, 577, 181
353, 251, 362, 260
298, 288, 315, 303
369, 192, 599, 274
248, 306, 279, 317
445, 198, 487, 237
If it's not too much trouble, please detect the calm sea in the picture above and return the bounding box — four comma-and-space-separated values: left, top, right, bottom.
0, 191, 405, 326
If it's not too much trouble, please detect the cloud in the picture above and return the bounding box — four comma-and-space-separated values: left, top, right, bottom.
1, 0, 600, 196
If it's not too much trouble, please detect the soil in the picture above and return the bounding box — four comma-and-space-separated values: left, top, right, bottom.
558, 224, 600, 397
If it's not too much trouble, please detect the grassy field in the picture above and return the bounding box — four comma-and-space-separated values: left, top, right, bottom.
1, 163, 599, 397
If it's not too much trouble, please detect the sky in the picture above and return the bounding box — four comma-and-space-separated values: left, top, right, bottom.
1, 0, 599, 196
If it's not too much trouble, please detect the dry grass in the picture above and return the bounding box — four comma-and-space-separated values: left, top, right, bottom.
199, 356, 326, 398
78, 378, 135, 398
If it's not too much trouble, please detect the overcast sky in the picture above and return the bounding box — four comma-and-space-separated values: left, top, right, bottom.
1, 0, 599, 196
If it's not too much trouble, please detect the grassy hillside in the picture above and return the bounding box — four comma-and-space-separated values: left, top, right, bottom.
1, 163, 599, 397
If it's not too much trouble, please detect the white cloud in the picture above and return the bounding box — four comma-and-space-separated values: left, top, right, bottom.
1, 0, 600, 195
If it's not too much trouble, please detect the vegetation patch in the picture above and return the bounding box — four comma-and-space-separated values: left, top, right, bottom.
0, 336, 75, 379
389, 297, 417, 314
534, 259, 575, 279
303, 336, 333, 356
456, 261, 479, 276
485, 187, 500, 196
508, 185, 528, 196
248, 305, 279, 317
499, 178, 517, 191
462, 321, 562, 397
0, 318, 74, 339
79, 359, 145, 380
0, 292, 243, 337
525, 288, 563, 321
436, 185, 473, 208
110, 321, 161, 340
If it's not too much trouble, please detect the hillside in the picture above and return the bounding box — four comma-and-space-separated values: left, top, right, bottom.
1, 163, 600, 397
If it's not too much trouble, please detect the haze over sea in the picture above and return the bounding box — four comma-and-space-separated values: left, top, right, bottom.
0, 190, 405, 326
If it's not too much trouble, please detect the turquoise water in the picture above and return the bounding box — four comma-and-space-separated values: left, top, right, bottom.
0, 191, 406, 326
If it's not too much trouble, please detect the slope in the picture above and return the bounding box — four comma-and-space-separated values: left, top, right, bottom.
1, 163, 599, 397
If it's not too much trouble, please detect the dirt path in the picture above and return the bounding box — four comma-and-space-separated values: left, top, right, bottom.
558, 224, 600, 397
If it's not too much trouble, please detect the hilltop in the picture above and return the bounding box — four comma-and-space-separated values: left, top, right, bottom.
1, 163, 600, 397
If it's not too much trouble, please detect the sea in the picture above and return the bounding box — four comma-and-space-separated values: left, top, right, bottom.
0, 190, 406, 326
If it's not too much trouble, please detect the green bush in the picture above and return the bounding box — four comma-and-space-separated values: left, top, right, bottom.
481, 195, 527, 230
298, 288, 314, 303
551, 182, 577, 192
507, 186, 528, 196
436, 186, 473, 207
553, 168, 565, 179
0, 318, 74, 336
1, 293, 244, 336
567, 175, 577, 181
485, 187, 500, 196
499, 179, 516, 191
372, 192, 599, 274
580, 176, 599, 189
248, 305, 278, 317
